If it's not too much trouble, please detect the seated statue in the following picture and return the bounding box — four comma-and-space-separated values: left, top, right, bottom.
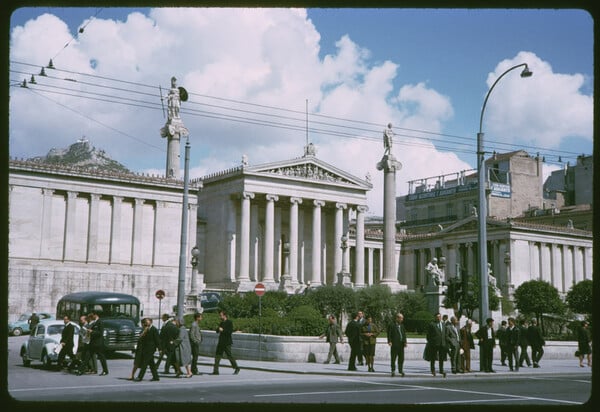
426, 258, 444, 287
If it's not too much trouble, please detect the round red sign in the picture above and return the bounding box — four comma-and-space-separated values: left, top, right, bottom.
155, 289, 165, 300
254, 283, 266, 297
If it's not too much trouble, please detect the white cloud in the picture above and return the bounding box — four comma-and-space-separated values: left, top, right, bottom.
484, 51, 593, 147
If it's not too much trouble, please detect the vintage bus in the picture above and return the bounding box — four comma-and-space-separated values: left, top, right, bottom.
56, 291, 143, 353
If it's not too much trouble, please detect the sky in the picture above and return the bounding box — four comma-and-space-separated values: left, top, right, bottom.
7, 7, 594, 216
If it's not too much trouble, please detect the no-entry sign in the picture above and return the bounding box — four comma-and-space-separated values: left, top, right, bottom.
255, 283, 266, 297
155, 289, 165, 300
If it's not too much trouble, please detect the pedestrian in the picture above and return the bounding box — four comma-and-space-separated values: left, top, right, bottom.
459, 319, 475, 372
28, 312, 40, 331
77, 311, 108, 376
356, 310, 365, 366
189, 312, 203, 375
319, 315, 343, 364
445, 316, 462, 373
506, 317, 520, 371
134, 317, 161, 382
56, 315, 76, 370
476, 317, 496, 373
77, 314, 96, 374
175, 318, 193, 378
344, 312, 361, 371
576, 320, 592, 368
387, 313, 407, 377
497, 320, 509, 366
528, 318, 545, 368
518, 319, 532, 367
425, 313, 447, 377
211, 310, 240, 375
157, 313, 179, 374
360, 315, 379, 372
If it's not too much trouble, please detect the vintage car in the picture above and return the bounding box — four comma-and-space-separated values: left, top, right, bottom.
8, 312, 54, 336
21, 319, 80, 368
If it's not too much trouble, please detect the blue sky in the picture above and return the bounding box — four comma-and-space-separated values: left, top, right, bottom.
8, 7, 594, 215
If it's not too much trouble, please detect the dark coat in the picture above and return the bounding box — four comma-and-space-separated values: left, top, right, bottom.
60, 322, 75, 348
387, 321, 407, 348
217, 318, 234, 347
159, 320, 179, 351
528, 324, 545, 348
507, 326, 520, 347
345, 320, 361, 346
88, 319, 105, 349
137, 325, 161, 356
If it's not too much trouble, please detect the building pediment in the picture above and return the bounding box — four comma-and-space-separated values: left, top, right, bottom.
245, 155, 373, 190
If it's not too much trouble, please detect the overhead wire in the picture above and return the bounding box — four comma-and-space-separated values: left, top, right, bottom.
9, 60, 588, 165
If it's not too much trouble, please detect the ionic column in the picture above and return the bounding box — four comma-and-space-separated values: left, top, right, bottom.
354, 205, 367, 287
263, 194, 279, 282
250, 203, 259, 281
289, 197, 302, 283
87, 193, 101, 262
466, 242, 474, 279
367, 247, 374, 285
573, 247, 583, 283
63, 191, 78, 261
334, 203, 347, 275
550, 244, 560, 291
39, 188, 54, 259
239, 191, 254, 281
109, 196, 123, 264
311, 200, 325, 285
563, 246, 574, 290
227, 232, 236, 282
583, 247, 592, 280
131, 198, 144, 265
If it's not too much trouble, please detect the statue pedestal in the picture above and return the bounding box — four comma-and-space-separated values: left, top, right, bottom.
424, 285, 449, 315
336, 272, 352, 287
184, 294, 200, 314
279, 274, 297, 294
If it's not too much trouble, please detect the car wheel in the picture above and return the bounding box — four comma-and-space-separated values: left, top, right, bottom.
12, 328, 23, 336
41, 351, 52, 368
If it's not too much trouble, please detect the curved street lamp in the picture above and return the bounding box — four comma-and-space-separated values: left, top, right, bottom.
477, 63, 532, 329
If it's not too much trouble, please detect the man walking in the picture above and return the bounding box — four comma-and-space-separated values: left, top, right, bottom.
426, 313, 447, 377
134, 317, 161, 382
56, 315, 76, 370
157, 313, 179, 373
211, 310, 240, 375
345, 312, 361, 371
518, 319, 532, 367
77, 311, 108, 376
528, 318, 545, 368
387, 313, 407, 377
497, 320, 509, 366
190, 312, 203, 375
506, 317, 520, 371
320, 315, 343, 364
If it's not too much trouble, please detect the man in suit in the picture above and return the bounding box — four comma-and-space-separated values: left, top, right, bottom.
157, 313, 179, 373
445, 316, 462, 373
345, 312, 361, 371
387, 313, 407, 377
56, 315, 76, 370
477, 317, 496, 373
190, 312, 203, 375
459, 319, 475, 372
426, 313, 447, 377
497, 320, 509, 366
211, 310, 240, 375
135, 317, 161, 381
506, 317, 520, 371
77, 311, 108, 376
528, 318, 545, 368
518, 319, 532, 367
320, 315, 343, 364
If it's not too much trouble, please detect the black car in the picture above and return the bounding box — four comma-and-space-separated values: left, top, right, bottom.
200, 292, 222, 313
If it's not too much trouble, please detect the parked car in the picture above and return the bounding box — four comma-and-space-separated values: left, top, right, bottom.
9, 312, 54, 336
200, 292, 222, 313
21, 319, 79, 368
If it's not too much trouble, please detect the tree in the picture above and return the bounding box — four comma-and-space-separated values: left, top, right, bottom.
566, 279, 593, 315
514, 280, 564, 333
306, 285, 356, 322
355, 284, 393, 327
452, 275, 500, 319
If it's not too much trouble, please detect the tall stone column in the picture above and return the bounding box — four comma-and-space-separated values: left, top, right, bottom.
367, 247, 374, 285
40, 188, 54, 259
334, 203, 347, 275
263, 194, 278, 283
354, 205, 367, 287
63, 191, 79, 261
131, 198, 144, 265
110, 196, 123, 264
239, 191, 254, 282
289, 197, 302, 283
87, 193, 101, 263
376, 153, 402, 291
311, 200, 325, 285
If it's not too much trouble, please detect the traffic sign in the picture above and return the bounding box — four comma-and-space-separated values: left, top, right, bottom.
155, 289, 165, 300
254, 283, 266, 297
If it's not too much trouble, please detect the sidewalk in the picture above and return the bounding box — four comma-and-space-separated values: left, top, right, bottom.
198, 357, 592, 378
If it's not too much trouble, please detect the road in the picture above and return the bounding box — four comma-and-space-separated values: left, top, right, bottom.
6, 335, 593, 407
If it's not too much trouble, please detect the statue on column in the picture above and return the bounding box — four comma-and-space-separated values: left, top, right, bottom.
426, 257, 445, 287
488, 262, 501, 296
167, 76, 181, 121
383, 123, 393, 155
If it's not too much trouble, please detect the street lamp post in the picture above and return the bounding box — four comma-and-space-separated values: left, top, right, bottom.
477, 63, 532, 332
190, 245, 200, 295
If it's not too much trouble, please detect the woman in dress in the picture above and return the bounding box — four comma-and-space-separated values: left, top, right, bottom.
577, 320, 592, 368
174, 319, 193, 378
360, 316, 379, 372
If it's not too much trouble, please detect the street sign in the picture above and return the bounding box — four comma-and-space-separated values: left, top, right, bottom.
255, 283, 266, 297
155, 289, 165, 300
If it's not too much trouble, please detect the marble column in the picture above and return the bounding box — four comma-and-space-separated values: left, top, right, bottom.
250, 203, 260, 281
238, 191, 254, 281
289, 197, 302, 283
63, 191, 78, 261
109, 196, 123, 264
562, 246, 574, 291
311, 200, 325, 285
334, 203, 347, 275
367, 247, 374, 285
131, 198, 144, 265
40, 188, 54, 259
263, 194, 278, 282
87, 193, 101, 263
354, 205, 367, 287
